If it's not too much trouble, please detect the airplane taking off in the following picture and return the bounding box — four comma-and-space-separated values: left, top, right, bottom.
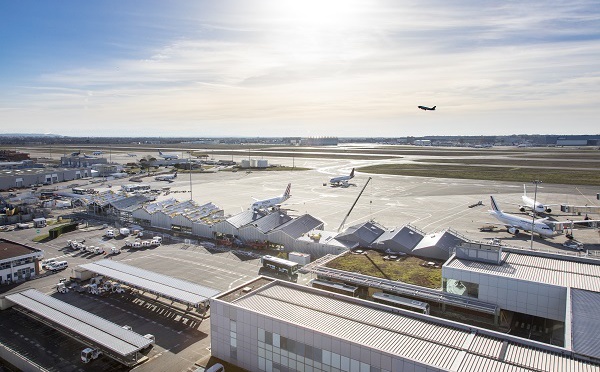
519, 184, 555, 214
329, 168, 355, 187
251, 183, 291, 210
489, 196, 556, 237
418, 105, 436, 111
155, 172, 177, 182
158, 150, 179, 160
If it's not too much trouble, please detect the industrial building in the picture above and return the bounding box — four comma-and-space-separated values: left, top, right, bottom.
0, 167, 91, 190
211, 278, 600, 372
60, 155, 108, 168
0, 239, 43, 285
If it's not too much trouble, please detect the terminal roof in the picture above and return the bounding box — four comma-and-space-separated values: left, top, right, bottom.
224, 281, 599, 372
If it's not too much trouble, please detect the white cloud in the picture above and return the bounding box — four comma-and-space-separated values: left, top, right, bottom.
2, 0, 599, 136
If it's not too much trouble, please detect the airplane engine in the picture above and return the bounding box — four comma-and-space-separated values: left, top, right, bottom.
519, 206, 526, 212
508, 227, 519, 235
545, 207, 552, 213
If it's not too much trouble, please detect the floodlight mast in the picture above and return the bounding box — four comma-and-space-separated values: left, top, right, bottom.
530, 180, 542, 250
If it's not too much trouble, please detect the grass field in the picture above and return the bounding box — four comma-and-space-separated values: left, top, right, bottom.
412, 158, 600, 169
326, 251, 443, 288
358, 163, 600, 185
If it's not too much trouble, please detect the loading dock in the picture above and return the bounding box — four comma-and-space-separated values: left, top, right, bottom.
4, 289, 153, 367
79, 259, 220, 311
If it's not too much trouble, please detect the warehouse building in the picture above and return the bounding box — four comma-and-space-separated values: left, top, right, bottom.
0, 168, 91, 190
211, 277, 600, 372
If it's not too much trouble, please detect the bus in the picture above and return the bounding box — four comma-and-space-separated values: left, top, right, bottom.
311, 279, 358, 297
261, 255, 300, 278
372, 292, 430, 315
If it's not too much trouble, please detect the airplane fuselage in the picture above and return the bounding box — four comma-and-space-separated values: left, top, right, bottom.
418, 105, 436, 111
252, 196, 286, 210
489, 210, 556, 237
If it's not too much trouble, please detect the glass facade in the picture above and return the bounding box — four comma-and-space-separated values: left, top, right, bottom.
257, 328, 389, 372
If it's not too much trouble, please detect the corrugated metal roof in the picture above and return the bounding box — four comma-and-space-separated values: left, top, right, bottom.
251, 212, 292, 233
571, 289, 600, 359
226, 209, 267, 228
228, 282, 600, 372
274, 214, 323, 238
335, 221, 385, 246
6, 289, 151, 356
79, 260, 220, 305
446, 252, 600, 292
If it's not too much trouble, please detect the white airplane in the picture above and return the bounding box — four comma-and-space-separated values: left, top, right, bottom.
518, 184, 555, 214
155, 172, 177, 182
329, 168, 355, 186
92, 151, 103, 156
489, 196, 556, 237
251, 183, 291, 210
127, 153, 137, 157
158, 150, 179, 160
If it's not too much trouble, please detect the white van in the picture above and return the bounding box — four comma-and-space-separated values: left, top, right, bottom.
41, 258, 57, 269
48, 261, 68, 271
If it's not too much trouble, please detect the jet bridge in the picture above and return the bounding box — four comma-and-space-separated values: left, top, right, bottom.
79, 259, 220, 310
4, 289, 152, 367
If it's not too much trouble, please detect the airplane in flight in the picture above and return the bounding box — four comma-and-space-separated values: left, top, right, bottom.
329, 168, 355, 187
251, 183, 291, 210
489, 196, 556, 237
418, 105, 436, 111
158, 150, 179, 160
518, 184, 555, 214
155, 172, 177, 182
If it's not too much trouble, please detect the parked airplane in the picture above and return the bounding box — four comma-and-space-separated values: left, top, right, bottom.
92, 151, 103, 156
70, 151, 81, 156
517, 184, 555, 214
329, 168, 355, 187
489, 196, 556, 237
251, 183, 291, 210
418, 105, 436, 111
83, 153, 97, 159
155, 172, 177, 182
127, 153, 137, 157
158, 150, 179, 160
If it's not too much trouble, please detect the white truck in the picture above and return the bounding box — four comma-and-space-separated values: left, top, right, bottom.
81, 348, 102, 363
119, 227, 130, 236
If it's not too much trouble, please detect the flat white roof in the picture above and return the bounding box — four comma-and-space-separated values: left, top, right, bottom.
445, 251, 600, 292
80, 260, 220, 306
6, 289, 152, 356
221, 281, 599, 372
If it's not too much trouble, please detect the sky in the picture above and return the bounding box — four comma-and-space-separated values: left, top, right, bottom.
1, 0, 599, 137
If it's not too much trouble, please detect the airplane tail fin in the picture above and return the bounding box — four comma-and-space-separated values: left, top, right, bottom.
490, 196, 501, 213
173, 172, 177, 178
432, 106, 436, 110
158, 150, 163, 155
350, 168, 355, 178
284, 183, 291, 199
523, 184, 527, 196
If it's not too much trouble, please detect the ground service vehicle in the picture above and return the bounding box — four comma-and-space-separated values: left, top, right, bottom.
81, 348, 102, 363
41, 258, 57, 269
206, 363, 225, 372
48, 261, 68, 271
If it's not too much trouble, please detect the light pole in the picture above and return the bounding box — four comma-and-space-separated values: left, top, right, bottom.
530, 180, 542, 250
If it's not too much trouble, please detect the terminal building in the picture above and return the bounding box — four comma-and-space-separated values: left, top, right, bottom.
211, 277, 600, 372
0, 167, 91, 190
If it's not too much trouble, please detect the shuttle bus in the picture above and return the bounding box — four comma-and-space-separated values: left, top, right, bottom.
261, 255, 299, 278
311, 279, 358, 297
372, 292, 430, 315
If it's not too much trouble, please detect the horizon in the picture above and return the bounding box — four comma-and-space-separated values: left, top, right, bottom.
1, 1, 599, 136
